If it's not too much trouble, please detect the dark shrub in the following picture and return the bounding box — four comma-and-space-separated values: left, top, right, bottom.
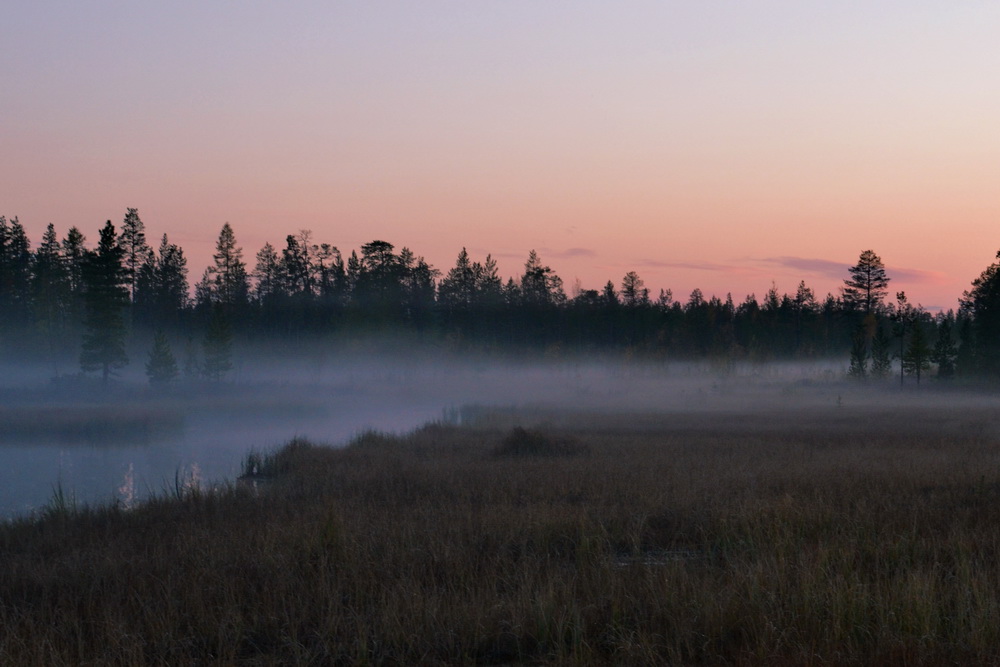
492, 426, 585, 458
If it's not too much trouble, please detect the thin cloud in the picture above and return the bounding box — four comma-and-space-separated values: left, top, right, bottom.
761, 256, 947, 285
889, 267, 948, 284
760, 256, 847, 280
539, 247, 598, 259
637, 259, 743, 273
490, 247, 597, 261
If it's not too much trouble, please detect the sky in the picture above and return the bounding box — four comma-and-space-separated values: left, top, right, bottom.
4, 2, 1000, 311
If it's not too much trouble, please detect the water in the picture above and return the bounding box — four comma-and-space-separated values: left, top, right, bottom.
0, 379, 448, 518
0, 356, 846, 519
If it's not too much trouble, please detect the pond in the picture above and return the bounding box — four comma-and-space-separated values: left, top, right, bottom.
0, 356, 832, 518
0, 380, 449, 518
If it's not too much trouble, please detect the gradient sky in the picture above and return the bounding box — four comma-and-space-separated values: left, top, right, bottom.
5, 2, 1000, 311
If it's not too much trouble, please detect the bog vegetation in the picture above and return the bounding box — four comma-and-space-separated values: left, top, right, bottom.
3, 400, 1000, 664
3, 210, 1000, 383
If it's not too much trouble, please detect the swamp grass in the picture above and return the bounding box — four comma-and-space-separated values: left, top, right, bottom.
3, 400, 1000, 663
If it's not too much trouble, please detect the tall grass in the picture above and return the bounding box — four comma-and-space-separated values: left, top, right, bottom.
2, 401, 1000, 663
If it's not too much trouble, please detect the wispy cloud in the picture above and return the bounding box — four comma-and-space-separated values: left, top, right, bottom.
759, 256, 847, 280
636, 259, 739, 273
888, 267, 948, 284
760, 256, 947, 284
489, 247, 597, 262
539, 246, 598, 259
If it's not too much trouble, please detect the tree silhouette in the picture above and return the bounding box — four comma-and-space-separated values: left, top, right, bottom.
202, 306, 233, 381
844, 250, 890, 314
891, 292, 916, 386
902, 319, 932, 385
847, 325, 868, 380
208, 223, 249, 309
32, 223, 71, 362
145, 330, 179, 385
621, 271, 649, 307
252, 242, 281, 302
0, 217, 33, 336
960, 251, 1000, 377
869, 325, 893, 379
520, 250, 564, 307
931, 317, 958, 379
118, 208, 149, 303
80, 221, 129, 383
134, 233, 189, 331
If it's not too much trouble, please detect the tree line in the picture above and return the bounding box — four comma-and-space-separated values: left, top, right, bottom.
2, 210, 999, 384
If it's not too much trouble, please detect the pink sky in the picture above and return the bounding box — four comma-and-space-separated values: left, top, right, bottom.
5, 2, 1000, 311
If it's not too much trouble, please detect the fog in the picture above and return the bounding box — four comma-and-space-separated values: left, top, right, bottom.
0, 347, 989, 518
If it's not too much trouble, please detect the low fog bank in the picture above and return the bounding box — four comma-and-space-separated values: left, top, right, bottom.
0, 346, 996, 517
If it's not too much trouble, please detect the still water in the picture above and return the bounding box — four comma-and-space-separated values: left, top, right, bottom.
0, 357, 806, 518
0, 377, 456, 518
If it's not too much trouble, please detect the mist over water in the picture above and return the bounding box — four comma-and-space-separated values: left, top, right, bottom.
0, 347, 974, 518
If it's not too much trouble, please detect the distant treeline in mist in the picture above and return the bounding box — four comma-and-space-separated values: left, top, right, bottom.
2, 210, 999, 383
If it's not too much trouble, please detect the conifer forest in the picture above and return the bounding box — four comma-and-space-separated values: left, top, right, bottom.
0, 210, 995, 383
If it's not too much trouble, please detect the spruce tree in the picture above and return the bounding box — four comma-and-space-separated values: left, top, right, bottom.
903, 320, 932, 385
202, 306, 233, 381
61, 227, 88, 328
80, 221, 129, 383
33, 223, 71, 360
252, 242, 282, 304
960, 251, 1000, 377
0, 216, 34, 335
154, 234, 189, 327
931, 318, 958, 380
870, 325, 893, 379
439, 248, 476, 309
208, 223, 249, 308
847, 325, 868, 380
145, 330, 179, 385
955, 316, 975, 378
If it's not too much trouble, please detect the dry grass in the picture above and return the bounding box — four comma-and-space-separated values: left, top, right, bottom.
3, 399, 1000, 664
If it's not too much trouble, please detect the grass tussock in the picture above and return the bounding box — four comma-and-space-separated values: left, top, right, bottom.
4, 402, 1000, 663
492, 426, 586, 458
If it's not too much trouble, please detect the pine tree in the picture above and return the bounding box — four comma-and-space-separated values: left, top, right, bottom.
892, 292, 916, 386
80, 221, 129, 383
621, 271, 648, 307
844, 250, 890, 314
118, 208, 150, 303
145, 330, 179, 385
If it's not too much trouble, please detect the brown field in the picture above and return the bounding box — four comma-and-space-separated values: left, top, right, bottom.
4, 393, 1000, 664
